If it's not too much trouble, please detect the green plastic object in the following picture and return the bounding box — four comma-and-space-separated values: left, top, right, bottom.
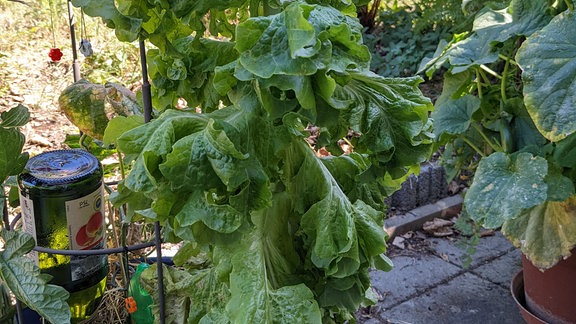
128, 263, 154, 324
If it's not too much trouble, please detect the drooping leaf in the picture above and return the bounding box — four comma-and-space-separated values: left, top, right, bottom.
283, 141, 356, 276
423, 0, 551, 76
517, 10, 576, 141
226, 230, 322, 324
472, 0, 551, 42
464, 152, 548, 228
59, 79, 141, 140
502, 196, 576, 270
0, 229, 70, 323
343, 72, 433, 174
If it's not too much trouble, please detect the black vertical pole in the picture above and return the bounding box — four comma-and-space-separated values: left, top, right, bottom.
138, 40, 165, 324
67, 0, 81, 82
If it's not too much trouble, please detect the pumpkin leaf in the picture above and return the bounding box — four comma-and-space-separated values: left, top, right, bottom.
464, 152, 548, 228
432, 94, 480, 138
517, 10, 576, 141
502, 196, 576, 270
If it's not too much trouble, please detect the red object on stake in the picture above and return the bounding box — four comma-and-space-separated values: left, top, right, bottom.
49, 48, 63, 62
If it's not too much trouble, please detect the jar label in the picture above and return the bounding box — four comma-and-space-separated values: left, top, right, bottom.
66, 185, 105, 250
66, 185, 106, 282
20, 194, 39, 265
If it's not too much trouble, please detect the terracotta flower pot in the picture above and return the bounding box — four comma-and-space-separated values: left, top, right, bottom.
512, 253, 576, 324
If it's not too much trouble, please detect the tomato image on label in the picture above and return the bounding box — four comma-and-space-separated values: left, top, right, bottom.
76, 225, 93, 247
86, 211, 103, 236
75, 211, 104, 250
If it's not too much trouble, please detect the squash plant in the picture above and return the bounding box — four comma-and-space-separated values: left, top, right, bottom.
74, 0, 434, 322
422, 0, 576, 270
0, 105, 71, 323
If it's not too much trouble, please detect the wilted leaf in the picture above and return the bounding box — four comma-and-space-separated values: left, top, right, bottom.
502, 196, 576, 270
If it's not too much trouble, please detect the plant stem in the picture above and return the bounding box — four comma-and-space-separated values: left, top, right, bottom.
461, 136, 486, 157
472, 122, 499, 152
480, 64, 502, 80
475, 69, 483, 99
500, 54, 511, 103
565, 0, 574, 11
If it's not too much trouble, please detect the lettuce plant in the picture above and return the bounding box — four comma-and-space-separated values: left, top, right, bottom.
423, 0, 576, 270
74, 0, 434, 322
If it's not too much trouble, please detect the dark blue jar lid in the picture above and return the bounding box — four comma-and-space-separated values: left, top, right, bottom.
22, 149, 101, 186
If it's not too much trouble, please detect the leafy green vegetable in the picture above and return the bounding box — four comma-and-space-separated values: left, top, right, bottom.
78, 0, 433, 321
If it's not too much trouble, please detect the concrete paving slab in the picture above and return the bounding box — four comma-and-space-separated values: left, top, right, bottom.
471, 249, 522, 288
377, 272, 523, 324
369, 255, 462, 309
427, 232, 516, 268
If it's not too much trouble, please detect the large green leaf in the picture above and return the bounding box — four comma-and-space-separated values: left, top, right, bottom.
0, 229, 70, 323
465, 152, 548, 228
226, 197, 322, 324
517, 10, 576, 141
432, 94, 481, 138
472, 0, 551, 42
283, 141, 357, 276
502, 196, 576, 270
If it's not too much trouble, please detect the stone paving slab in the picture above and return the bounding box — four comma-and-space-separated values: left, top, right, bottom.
369, 254, 462, 309
362, 233, 523, 323
378, 272, 523, 324
471, 249, 522, 288
427, 232, 516, 268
